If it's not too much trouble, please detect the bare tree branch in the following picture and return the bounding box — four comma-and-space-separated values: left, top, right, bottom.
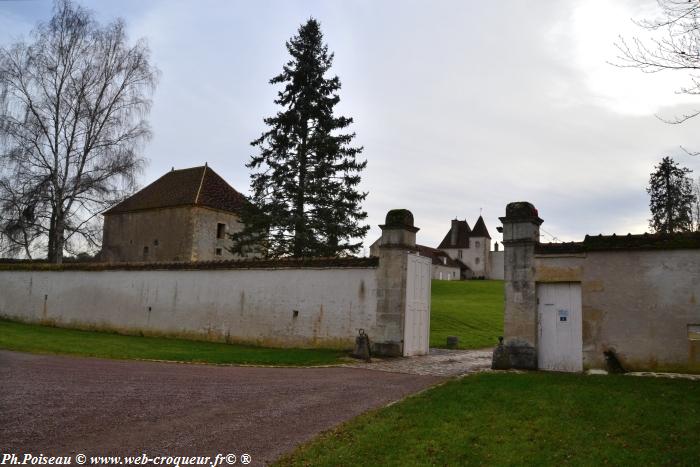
613, 1, 700, 128
0, 0, 158, 262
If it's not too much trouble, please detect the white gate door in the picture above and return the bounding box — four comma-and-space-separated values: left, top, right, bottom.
537, 282, 582, 372
404, 254, 432, 356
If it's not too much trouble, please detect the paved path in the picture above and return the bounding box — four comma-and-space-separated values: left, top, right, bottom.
344, 348, 494, 377
0, 350, 441, 466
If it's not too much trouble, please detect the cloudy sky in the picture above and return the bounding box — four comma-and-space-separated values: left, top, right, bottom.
3, 0, 700, 251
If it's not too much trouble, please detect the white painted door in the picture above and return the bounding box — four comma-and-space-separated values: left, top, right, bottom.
404, 254, 432, 356
537, 282, 582, 372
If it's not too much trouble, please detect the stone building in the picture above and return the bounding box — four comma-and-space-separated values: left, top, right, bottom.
100, 165, 248, 262
437, 216, 498, 279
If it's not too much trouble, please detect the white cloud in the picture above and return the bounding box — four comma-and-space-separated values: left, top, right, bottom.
557, 0, 700, 116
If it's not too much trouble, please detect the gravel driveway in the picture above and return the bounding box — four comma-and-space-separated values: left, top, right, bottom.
0, 350, 441, 466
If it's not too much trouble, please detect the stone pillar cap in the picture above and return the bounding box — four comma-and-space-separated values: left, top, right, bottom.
499, 201, 543, 225
379, 209, 419, 233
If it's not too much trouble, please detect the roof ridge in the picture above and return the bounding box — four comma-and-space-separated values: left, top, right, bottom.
172, 165, 206, 172
194, 164, 207, 204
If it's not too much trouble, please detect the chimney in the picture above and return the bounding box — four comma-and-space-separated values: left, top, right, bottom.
451, 219, 459, 246
495, 242, 499, 252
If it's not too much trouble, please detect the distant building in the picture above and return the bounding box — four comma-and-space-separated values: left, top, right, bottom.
415, 244, 462, 280
369, 214, 504, 280
100, 165, 248, 263
369, 239, 461, 280
437, 216, 496, 279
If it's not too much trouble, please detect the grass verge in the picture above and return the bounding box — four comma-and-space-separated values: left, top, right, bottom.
0, 318, 345, 366
430, 279, 503, 349
276, 372, 700, 466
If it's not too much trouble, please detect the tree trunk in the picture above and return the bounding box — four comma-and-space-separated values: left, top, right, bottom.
294, 152, 307, 257
665, 170, 673, 233
49, 208, 64, 264
47, 211, 56, 261
293, 128, 308, 257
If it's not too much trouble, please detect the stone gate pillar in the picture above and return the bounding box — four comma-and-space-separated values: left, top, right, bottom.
374, 209, 419, 357
496, 201, 543, 369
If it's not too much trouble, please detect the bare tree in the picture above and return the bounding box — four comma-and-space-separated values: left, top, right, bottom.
615, 0, 700, 124
0, 0, 157, 262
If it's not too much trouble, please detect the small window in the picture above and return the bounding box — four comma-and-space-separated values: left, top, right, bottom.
143, 246, 149, 259
475, 257, 480, 265
153, 239, 159, 246
216, 223, 226, 239
215, 248, 222, 256
458, 250, 463, 259
689, 325, 700, 340
476, 241, 480, 248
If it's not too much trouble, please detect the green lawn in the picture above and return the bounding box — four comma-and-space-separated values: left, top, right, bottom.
276, 372, 700, 466
0, 319, 344, 366
430, 279, 503, 349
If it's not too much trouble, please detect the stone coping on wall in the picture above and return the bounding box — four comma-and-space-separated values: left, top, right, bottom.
0, 256, 380, 271
536, 231, 700, 254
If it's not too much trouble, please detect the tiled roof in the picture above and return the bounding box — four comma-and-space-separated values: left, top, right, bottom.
535, 231, 700, 254
471, 216, 491, 239
104, 165, 247, 215
438, 220, 471, 249
414, 244, 462, 268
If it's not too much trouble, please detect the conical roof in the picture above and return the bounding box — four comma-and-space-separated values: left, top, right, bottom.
470, 215, 491, 239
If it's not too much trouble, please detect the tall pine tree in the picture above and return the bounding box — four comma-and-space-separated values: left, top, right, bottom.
647, 156, 696, 234
230, 19, 368, 258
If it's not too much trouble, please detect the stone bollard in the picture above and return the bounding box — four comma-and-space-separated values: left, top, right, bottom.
491, 336, 510, 370
351, 329, 371, 362
446, 336, 459, 349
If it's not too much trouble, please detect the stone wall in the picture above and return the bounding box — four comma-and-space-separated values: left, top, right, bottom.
101, 206, 244, 263
102, 207, 194, 262
534, 249, 700, 372
190, 206, 245, 261
497, 200, 700, 373
1, 210, 431, 357
0, 263, 379, 349
488, 250, 504, 280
